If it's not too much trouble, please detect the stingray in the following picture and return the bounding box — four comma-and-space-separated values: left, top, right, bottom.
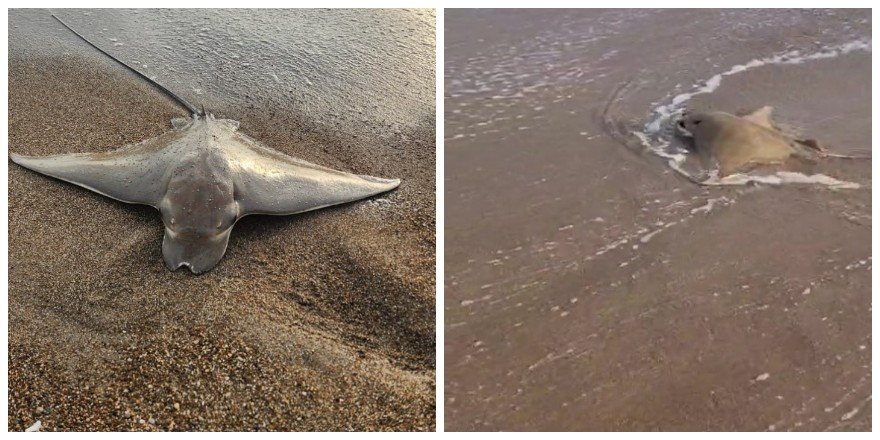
676, 106, 867, 177
10, 14, 400, 274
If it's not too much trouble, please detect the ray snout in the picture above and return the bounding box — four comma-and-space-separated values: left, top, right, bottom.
162, 228, 232, 274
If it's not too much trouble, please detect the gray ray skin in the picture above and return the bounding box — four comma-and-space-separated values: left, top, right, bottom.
11, 115, 400, 273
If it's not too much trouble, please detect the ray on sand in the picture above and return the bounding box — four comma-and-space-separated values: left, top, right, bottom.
10, 14, 400, 274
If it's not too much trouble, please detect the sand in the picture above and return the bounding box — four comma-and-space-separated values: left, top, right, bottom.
8, 10, 435, 432
445, 9, 870, 431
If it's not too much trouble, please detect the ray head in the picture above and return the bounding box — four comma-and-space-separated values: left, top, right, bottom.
158, 151, 240, 274
676, 111, 721, 138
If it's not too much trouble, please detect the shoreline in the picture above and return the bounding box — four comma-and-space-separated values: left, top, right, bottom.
444, 9, 871, 431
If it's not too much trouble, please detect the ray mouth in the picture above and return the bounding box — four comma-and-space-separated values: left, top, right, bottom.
172, 260, 199, 274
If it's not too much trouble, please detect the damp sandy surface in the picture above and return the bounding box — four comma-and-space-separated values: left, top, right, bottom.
8, 9, 435, 431
445, 9, 870, 431
10, 9, 435, 138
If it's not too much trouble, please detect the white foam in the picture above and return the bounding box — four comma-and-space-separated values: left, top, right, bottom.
841, 407, 860, 421
703, 171, 860, 190
690, 197, 732, 215
639, 229, 663, 244
595, 237, 629, 256
844, 258, 870, 271
646, 39, 872, 134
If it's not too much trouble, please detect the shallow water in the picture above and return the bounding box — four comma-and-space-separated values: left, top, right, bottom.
446, 9, 870, 188
10, 8, 435, 136
445, 9, 871, 431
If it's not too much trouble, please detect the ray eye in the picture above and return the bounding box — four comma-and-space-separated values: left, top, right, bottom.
693, 119, 702, 125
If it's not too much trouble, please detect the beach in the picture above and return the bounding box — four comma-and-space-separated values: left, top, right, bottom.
445, 9, 871, 431
8, 9, 435, 431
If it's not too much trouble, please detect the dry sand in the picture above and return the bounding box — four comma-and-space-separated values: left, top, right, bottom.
8, 11, 435, 432
445, 9, 870, 431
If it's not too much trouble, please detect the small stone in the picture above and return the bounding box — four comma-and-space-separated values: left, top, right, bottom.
25, 421, 42, 432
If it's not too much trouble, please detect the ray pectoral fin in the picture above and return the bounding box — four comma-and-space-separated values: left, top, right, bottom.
236, 165, 401, 216
10, 151, 168, 206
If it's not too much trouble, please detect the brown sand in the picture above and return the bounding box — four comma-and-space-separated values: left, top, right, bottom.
8, 22, 435, 432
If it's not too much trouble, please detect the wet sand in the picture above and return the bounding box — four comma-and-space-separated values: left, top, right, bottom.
8, 10, 435, 431
445, 9, 870, 431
